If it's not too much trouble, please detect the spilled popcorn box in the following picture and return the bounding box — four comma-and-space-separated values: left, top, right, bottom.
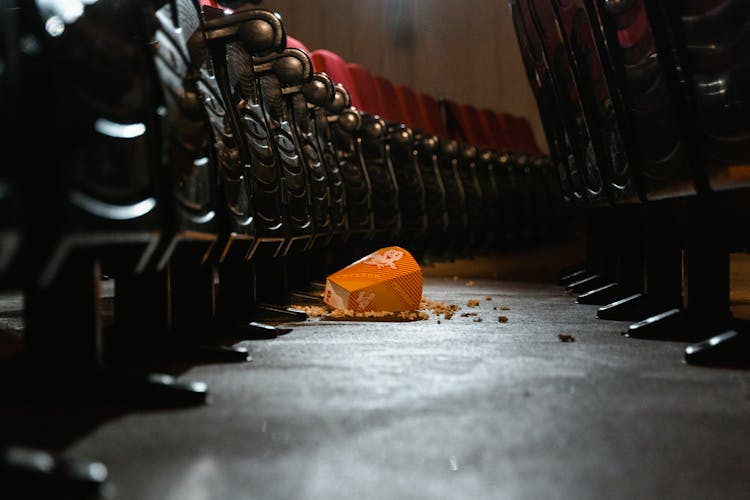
323, 246, 422, 312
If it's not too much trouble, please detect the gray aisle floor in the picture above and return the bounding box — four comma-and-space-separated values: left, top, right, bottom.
3, 245, 750, 500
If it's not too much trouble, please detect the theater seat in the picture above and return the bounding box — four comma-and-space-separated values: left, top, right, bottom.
551, 0, 642, 204
457, 101, 548, 246
413, 94, 466, 245
285, 35, 310, 53
458, 104, 509, 249
440, 98, 484, 252
515, 0, 743, 355
310, 86, 350, 251
521, 0, 654, 303
350, 75, 428, 242
516, 0, 656, 304
592, 0, 699, 200
281, 37, 342, 249
396, 92, 450, 244
343, 66, 403, 235
393, 84, 426, 133
664, 0, 750, 191
111, 0, 284, 369
454, 102, 488, 147
347, 63, 386, 118
372, 75, 407, 125
186, 6, 319, 330
273, 36, 350, 256
6, 0, 216, 428
478, 109, 513, 152
416, 93, 451, 139
310, 50, 363, 110
652, 0, 750, 362
588, 0, 705, 319
538, 0, 650, 307
529, 0, 608, 205
510, 115, 541, 155
309, 51, 374, 244
510, 0, 584, 205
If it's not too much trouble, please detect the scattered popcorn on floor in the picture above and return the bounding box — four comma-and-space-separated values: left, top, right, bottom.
402, 311, 430, 320
291, 304, 427, 321
291, 295, 472, 323
421, 297, 462, 319
290, 295, 481, 323
292, 305, 331, 317
333, 309, 428, 321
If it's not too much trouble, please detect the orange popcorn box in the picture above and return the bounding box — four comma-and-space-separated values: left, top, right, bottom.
323, 246, 423, 312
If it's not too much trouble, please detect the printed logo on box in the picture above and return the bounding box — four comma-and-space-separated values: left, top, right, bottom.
363, 249, 404, 270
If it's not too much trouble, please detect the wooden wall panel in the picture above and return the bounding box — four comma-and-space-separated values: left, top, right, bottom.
264, 0, 547, 152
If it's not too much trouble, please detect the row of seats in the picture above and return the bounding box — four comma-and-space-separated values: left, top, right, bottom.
510, 0, 750, 366
0, 1, 569, 491
305, 44, 568, 259
0, 0, 569, 395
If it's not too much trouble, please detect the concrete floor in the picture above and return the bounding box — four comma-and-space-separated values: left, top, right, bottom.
1, 244, 750, 500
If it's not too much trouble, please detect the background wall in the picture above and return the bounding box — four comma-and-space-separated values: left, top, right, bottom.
262, 0, 547, 152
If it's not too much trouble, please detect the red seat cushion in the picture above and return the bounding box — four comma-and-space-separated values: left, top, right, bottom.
373, 76, 405, 124
286, 35, 310, 54
616, 3, 651, 49
484, 110, 515, 151
443, 99, 469, 143
507, 115, 541, 153
462, 104, 495, 148
394, 84, 427, 132
415, 93, 449, 139
310, 49, 362, 109
515, 116, 541, 153
346, 63, 384, 117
